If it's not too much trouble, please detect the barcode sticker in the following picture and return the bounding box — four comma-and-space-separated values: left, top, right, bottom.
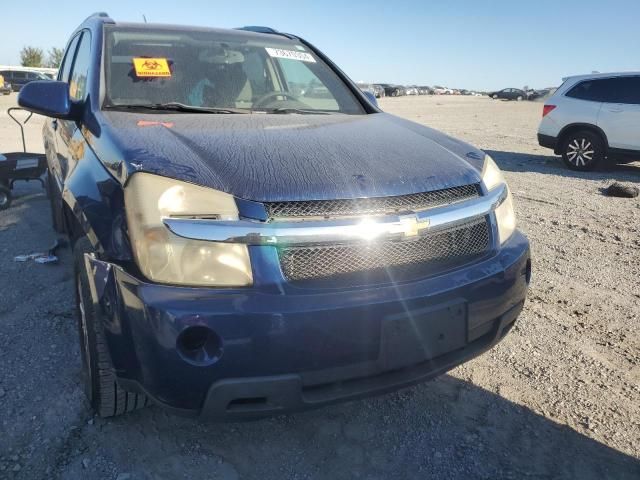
265, 48, 316, 63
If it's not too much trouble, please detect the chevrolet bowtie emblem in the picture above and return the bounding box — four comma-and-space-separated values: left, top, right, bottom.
397, 215, 430, 238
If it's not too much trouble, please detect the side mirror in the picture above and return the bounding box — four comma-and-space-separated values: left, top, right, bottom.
18, 81, 73, 119
362, 90, 378, 107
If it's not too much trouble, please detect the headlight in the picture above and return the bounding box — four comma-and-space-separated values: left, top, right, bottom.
124, 173, 252, 287
482, 154, 516, 244
494, 187, 516, 244
481, 154, 504, 191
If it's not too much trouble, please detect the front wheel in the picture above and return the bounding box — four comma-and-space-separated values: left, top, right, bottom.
561, 131, 605, 171
516, 95, 523, 101
74, 237, 148, 417
0, 185, 11, 210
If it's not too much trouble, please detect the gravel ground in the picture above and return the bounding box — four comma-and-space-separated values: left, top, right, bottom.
0, 93, 638, 480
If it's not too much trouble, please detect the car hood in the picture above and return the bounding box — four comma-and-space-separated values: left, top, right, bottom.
97, 111, 485, 202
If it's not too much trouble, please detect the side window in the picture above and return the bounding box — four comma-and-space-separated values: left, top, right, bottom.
13, 72, 27, 80
27, 72, 39, 80
627, 77, 640, 105
58, 34, 81, 83
604, 77, 640, 105
595, 78, 625, 104
566, 80, 606, 102
69, 31, 92, 101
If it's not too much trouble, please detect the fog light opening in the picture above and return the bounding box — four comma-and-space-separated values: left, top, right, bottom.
177, 326, 222, 366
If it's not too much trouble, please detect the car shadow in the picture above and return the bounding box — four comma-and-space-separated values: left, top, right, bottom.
486, 149, 640, 183
79, 374, 640, 480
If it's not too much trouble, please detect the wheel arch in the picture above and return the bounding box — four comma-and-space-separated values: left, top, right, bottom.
556, 123, 609, 155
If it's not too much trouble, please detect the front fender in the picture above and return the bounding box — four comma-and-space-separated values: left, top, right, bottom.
61, 133, 132, 261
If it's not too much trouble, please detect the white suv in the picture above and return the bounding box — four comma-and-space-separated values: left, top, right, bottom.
537, 72, 640, 171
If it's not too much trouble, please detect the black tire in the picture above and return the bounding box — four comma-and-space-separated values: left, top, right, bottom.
516, 95, 523, 101
492, 94, 498, 99
0, 185, 11, 210
560, 130, 605, 171
74, 237, 148, 417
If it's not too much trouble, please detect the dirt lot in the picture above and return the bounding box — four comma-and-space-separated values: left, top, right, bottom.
0, 92, 638, 480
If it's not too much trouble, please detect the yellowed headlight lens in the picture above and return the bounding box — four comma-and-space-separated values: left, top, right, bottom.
124, 173, 252, 287
495, 187, 516, 244
482, 155, 516, 244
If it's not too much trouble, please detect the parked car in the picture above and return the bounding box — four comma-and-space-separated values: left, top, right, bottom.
526, 88, 551, 101
418, 86, 433, 95
372, 84, 385, 98
0, 74, 11, 95
0, 69, 52, 92
379, 84, 405, 97
19, 13, 530, 419
433, 86, 452, 95
488, 88, 528, 101
405, 86, 419, 95
538, 72, 640, 171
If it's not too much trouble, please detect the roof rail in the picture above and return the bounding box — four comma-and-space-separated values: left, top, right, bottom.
82, 12, 114, 24
235, 26, 296, 39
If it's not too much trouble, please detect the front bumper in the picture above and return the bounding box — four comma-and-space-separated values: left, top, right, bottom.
86, 231, 531, 420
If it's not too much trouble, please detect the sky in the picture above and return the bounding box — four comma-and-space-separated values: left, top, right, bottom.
1, 0, 639, 91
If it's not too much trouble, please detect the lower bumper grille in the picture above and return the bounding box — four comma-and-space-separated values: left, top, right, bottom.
279, 217, 491, 282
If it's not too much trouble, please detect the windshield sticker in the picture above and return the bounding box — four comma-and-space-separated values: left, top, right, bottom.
265, 48, 316, 63
132, 58, 172, 77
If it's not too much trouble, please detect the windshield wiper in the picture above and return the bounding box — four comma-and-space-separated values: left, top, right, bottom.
105, 102, 250, 114
265, 107, 336, 115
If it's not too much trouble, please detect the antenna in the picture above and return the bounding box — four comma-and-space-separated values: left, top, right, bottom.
143, 14, 148, 23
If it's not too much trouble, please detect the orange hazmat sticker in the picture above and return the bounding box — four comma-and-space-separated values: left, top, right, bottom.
132, 58, 171, 77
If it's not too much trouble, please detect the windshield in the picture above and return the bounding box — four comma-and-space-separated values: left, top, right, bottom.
103, 26, 365, 114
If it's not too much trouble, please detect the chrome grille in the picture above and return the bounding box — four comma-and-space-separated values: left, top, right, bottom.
265, 184, 480, 219
279, 217, 490, 282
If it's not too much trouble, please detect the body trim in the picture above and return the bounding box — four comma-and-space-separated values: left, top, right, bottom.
163, 184, 506, 246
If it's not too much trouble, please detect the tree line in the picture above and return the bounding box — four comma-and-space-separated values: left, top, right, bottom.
19, 46, 64, 69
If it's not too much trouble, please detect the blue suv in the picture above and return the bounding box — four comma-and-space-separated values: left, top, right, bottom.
18, 13, 530, 419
